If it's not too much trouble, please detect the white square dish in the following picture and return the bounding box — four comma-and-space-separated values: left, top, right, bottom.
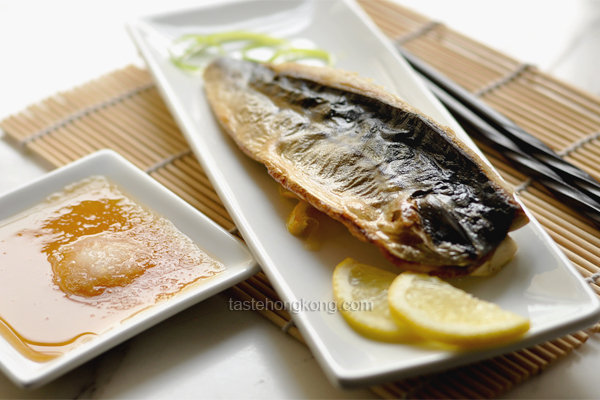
0, 149, 258, 389
127, 0, 600, 388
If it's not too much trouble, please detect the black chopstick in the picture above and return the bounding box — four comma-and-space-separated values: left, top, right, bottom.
398, 47, 600, 207
417, 73, 600, 227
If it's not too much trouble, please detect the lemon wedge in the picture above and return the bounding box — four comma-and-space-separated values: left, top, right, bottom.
332, 258, 419, 342
388, 272, 530, 348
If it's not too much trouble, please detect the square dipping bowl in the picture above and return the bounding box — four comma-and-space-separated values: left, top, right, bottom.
0, 149, 258, 389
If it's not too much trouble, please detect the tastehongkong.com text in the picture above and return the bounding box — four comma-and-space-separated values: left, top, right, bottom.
228, 297, 373, 314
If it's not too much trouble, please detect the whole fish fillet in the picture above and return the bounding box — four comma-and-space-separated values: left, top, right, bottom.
204, 57, 529, 277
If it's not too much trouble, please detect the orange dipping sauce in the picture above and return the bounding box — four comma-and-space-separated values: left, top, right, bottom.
0, 176, 225, 362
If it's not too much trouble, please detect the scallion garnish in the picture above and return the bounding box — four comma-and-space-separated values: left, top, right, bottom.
170, 30, 333, 72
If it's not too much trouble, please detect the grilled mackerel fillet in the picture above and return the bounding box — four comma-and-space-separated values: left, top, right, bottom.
204, 57, 528, 277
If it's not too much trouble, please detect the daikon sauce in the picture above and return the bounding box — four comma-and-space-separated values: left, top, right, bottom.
0, 176, 225, 362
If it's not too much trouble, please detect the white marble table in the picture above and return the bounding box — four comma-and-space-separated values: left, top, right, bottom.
1, 0, 599, 398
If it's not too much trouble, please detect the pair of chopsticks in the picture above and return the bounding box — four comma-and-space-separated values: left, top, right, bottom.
397, 47, 600, 228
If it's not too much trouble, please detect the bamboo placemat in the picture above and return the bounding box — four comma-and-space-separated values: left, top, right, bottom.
1, 1, 599, 398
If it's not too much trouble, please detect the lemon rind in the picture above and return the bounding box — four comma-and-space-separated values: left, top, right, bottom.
388, 272, 530, 348
333, 258, 420, 343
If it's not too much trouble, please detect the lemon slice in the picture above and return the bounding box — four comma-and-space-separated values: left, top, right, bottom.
388, 272, 530, 348
332, 258, 419, 342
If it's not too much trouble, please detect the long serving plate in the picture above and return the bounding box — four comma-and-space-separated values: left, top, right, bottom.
127, 0, 600, 388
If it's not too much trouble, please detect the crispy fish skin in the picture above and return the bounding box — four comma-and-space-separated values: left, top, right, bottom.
204, 57, 529, 277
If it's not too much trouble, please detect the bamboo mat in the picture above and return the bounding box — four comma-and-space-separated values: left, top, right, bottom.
1, 0, 599, 398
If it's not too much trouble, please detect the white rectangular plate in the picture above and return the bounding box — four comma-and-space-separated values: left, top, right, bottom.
0, 149, 258, 389
128, 0, 600, 388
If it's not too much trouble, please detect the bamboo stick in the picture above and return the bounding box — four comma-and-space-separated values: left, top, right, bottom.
449, 370, 497, 398
528, 344, 558, 363
368, 385, 402, 400
517, 348, 549, 370
138, 88, 184, 129
570, 143, 600, 165
572, 331, 590, 342
566, 153, 600, 181
502, 82, 600, 132
419, 35, 510, 80
26, 139, 66, 168
419, 21, 521, 70
471, 362, 513, 391
522, 70, 600, 116
46, 127, 91, 160
404, 42, 489, 92
155, 167, 231, 220
163, 163, 224, 207
359, 0, 428, 32
481, 97, 572, 149
88, 110, 171, 159
484, 89, 588, 141
172, 158, 217, 192
98, 103, 185, 155
119, 98, 189, 149
27, 132, 77, 165
492, 355, 529, 382
235, 281, 291, 322
245, 276, 281, 302
521, 187, 598, 234
150, 171, 235, 230
129, 92, 187, 134
505, 351, 540, 375
154, 170, 230, 223
0, 116, 37, 142
358, 3, 417, 39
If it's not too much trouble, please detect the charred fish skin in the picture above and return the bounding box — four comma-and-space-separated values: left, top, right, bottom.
204, 57, 528, 277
